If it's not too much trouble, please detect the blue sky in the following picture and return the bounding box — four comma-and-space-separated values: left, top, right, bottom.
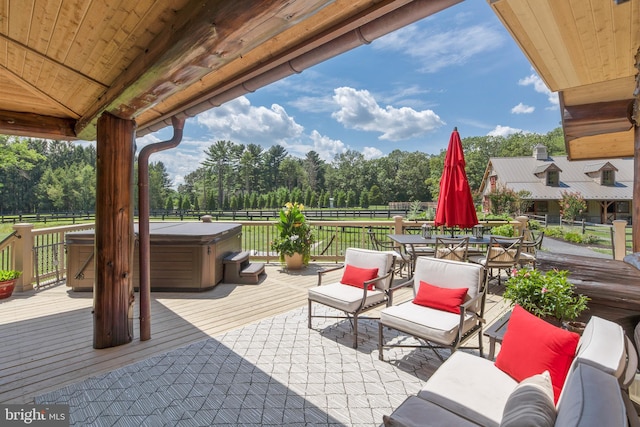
138, 1, 561, 188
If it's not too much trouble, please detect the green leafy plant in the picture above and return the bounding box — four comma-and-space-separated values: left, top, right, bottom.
504, 268, 589, 322
0, 269, 22, 282
490, 224, 515, 237
270, 202, 315, 265
560, 190, 587, 223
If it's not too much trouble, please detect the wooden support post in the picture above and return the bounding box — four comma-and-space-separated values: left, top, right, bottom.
93, 113, 135, 349
12, 223, 34, 292
634, 124, 639, 253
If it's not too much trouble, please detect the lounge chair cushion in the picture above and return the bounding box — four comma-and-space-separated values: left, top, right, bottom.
343, 248, 394, 291
495, 305, 580, 403
380, 302, 478, 346
340, 264, 378, 290
308, 282, 385, 313
418, 351, 518, 427
413, 281, 468, 314
499, 371, 556, 427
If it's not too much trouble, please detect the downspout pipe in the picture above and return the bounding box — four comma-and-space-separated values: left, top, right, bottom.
137, 116, 185, 341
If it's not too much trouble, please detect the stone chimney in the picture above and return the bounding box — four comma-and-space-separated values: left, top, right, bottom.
533, 144, 548, 160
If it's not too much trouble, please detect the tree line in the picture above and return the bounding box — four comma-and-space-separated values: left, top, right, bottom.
0, 128, 566, 214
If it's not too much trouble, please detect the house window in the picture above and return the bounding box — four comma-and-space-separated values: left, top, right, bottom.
616, 201, 629, 213
536, 201, 548, 212
602, 170, 615, 185
546, 171, 559, 186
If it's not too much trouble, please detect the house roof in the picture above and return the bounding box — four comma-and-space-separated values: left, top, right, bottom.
0, 0, 461, 141
483, 156, 634, 201
489, 0, 640, 161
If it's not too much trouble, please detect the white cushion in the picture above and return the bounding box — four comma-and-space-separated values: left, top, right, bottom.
418, 351, 518, 427
384, 396, 478, 427
308, 282, 386, 313
344, 248, 394, 290
412, 257, 483, 299
381, 302, 477, 345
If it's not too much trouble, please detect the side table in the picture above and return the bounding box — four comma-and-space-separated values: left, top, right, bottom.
483, 310, 512, 360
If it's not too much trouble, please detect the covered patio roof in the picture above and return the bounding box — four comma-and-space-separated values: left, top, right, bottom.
0, 0, 461, 141
489, 0, 640, 252
489, 0, 640, 161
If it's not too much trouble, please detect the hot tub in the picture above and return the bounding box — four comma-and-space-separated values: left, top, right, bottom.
66, 222, 242, 291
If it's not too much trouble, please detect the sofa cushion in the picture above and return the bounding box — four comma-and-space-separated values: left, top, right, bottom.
495, 305, 580, 402
418, 351, 518, 427
383, 396, 480, 427
340, 264, 378, 290
555, 363, 626, 427
574, 316, 626, 378
413, 281, 468, 314
499, 371, 556, 427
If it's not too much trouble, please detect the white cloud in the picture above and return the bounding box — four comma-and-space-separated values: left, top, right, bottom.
331, 87, 444, 140
518, 74, 559, 109
487, 125, 526, 137
374, 23, 504, 73
511, 103, 535, 114
196, 96, 304, 143
363, 146, 384, 160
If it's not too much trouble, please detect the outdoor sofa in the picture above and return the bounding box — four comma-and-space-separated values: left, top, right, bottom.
383, 310, 633, 427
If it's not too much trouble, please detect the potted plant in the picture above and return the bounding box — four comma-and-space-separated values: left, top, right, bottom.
0, 269, 22, 299
270, 202, 315, 269
503, 267, 589, 330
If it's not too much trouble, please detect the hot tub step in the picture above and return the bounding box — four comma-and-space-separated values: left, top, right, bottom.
223, 251, 265, 284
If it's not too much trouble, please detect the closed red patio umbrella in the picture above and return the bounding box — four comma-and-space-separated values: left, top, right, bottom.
434, 127, 478, 230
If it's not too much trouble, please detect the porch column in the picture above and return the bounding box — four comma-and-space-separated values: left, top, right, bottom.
634, 124, 639, 253
94, 113, 135, 349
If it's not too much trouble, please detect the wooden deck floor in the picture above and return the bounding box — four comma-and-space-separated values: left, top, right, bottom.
0, 263, 510, 404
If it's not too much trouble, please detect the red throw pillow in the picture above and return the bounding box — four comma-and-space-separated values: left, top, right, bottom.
413, 281, 468, 314
495, 305, 580, 403
340, 264, 379, 290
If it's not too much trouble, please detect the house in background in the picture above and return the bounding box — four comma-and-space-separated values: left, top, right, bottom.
479, 145, 634, 224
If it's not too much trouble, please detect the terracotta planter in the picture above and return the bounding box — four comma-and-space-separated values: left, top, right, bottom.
0, 279, 17, 300
284, 253, 304, 270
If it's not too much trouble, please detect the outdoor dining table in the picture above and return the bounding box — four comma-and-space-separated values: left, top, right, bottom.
387, 234, 494, 274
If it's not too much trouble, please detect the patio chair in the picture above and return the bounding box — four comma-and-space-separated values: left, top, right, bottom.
518, 230, 544, 268
434, 236, 469, 262
308, 248, 396, 348
468, 236, 523, 287
378, 257, 486, 361
367, 228, 411, 278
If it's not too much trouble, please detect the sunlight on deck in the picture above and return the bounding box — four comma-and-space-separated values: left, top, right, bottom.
0, 263, 510, 405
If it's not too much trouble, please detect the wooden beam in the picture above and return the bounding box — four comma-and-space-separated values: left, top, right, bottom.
563, 99, 634, 141
94, 113, 135, 349
75, 0, 331, 140
0, 110, 76, 139
634, 124, 639, 253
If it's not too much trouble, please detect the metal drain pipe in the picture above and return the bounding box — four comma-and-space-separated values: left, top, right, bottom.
137, 116, 185, 341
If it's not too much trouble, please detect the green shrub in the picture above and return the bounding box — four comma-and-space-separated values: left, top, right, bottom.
543, 226, 564, 238
563, 231, 600, 245
528, 219, 541, 230
490, 224, 515, 237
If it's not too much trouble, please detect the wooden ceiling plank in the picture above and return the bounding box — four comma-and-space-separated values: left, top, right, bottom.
29, 0, 62, 85
550, 1, 591, 84
567, 130, 635, 160
75, 0, 335, 140
88, 0, 159, 81
490, 1, 560, 91
45, 0, 91, 64
63, 1, 114, 76
525, 1, 581, 88
593, 0, 616, 81
0, 109, 75, 139
0, 62, 80, 118
6, 0, 34, 44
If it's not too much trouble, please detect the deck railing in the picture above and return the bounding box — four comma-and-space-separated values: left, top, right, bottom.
4, 217, 533, 292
